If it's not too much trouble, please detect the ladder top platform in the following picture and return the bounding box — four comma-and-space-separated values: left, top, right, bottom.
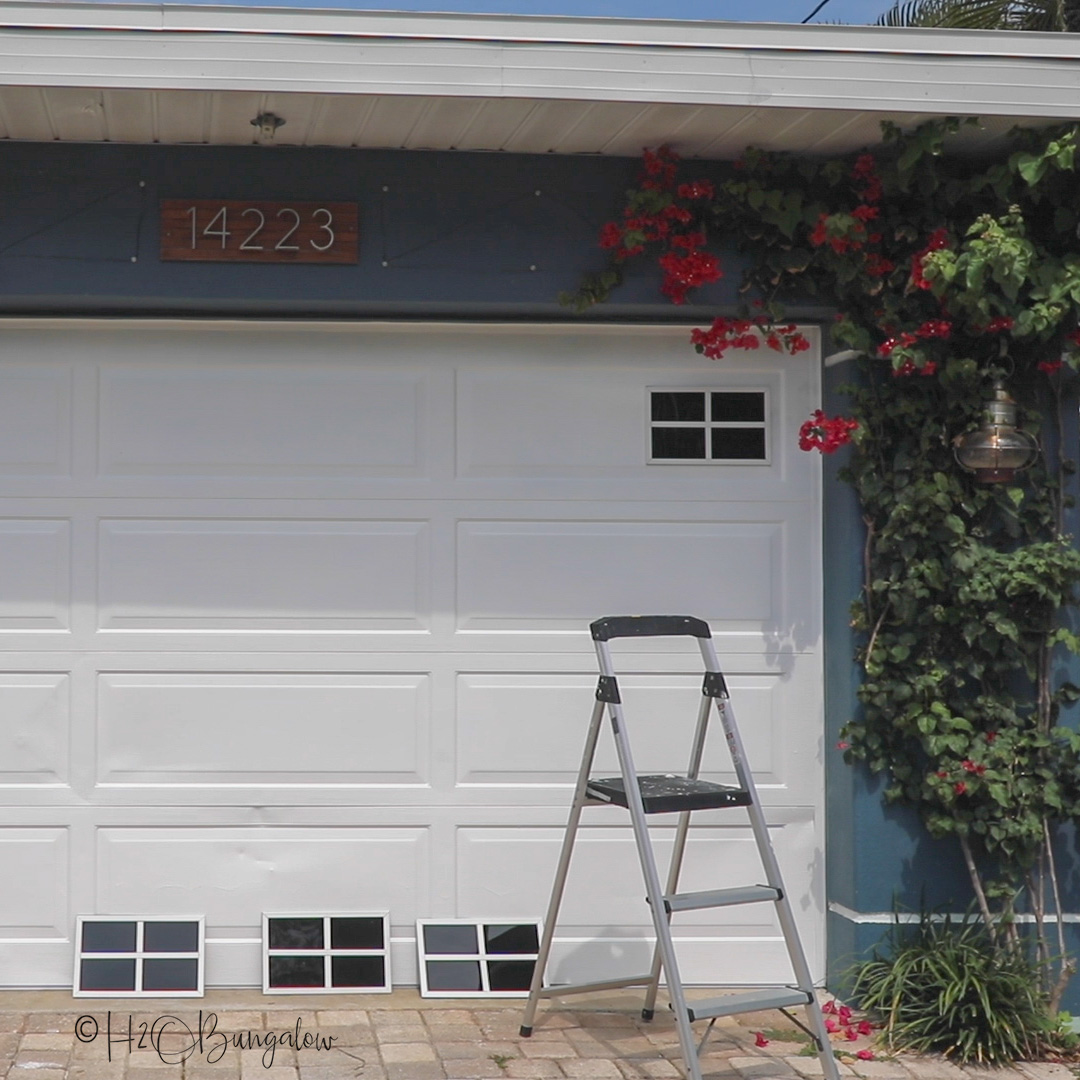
586, 774, 752, 814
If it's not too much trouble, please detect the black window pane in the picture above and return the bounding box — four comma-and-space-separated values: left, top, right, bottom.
143, 958, 199, 992
711, 392, 765, 422
331, 955, 385, 988
488, 960, 536, 992
80, 958, 136, 992
484, 924, 539, 954
144, 921, 199, 954
82, 922, 137, 953
423, 924, 478, 955
426, 959, 482, 992
651, 392, 704, 422
652, 428, 705, 459
711, 429, 767, 460
268, 955, 325, 988
269, 918, 324, 950
331, 917, 384, 951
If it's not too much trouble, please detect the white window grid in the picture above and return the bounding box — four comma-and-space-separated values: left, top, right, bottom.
262, 912, 391, 995
73, 915, 205, 998
416, 918, 542, 999
646, 387, 770, 465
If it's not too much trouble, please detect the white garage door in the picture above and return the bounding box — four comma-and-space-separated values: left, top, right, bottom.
0, 319, 824, 989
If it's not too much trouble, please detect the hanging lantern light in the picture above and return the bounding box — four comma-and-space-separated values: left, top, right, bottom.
953, 383, 1039, 484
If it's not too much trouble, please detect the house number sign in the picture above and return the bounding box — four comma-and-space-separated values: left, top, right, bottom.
160, 200, 359, 263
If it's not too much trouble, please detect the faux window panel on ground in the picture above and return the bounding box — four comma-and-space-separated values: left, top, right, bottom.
262, 914, 391, 994
417, 920, 540, 998
74, 916, 204, 997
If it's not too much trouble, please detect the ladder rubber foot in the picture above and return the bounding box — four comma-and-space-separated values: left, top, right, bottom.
641, 1009, 654, 1022
520, 1026, 533, 1038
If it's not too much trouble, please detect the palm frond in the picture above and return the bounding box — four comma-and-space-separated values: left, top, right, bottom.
875, 0, 1063, 29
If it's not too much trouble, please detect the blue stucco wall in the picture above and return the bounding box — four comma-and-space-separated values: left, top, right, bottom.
7, 139, 1078, 1007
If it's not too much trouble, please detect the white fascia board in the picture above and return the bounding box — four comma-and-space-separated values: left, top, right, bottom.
0, 3, 1076, 118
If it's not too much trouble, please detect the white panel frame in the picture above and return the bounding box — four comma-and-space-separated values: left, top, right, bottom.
261, 912, 391, 995
73, 914, 205, 998
417, 918, 542, 999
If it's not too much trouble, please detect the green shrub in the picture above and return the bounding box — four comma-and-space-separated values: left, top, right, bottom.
850, 915, 1054, 1063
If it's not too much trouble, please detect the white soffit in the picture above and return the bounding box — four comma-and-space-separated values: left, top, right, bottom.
0, 1, 1076, 156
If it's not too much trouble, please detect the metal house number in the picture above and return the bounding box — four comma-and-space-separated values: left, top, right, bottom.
160, 200, 359, 264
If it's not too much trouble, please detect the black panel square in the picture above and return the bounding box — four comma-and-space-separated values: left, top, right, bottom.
268, 955, 325, 988
423, 924, 478, 955
483, 924, 539, 954
331, 955, 385, 988
651, 428, 705, 459
651, 392, 705, 422
331, 917, 384, 951
488, 959, 536, 992
711, 428, 767, 460
143, 958, 199, 992
143, 921, 199, 954
81, 921, 137, 954
426, 959, 482, 992
711, 392, 765, 423
80, 958, 136, 992
269, 918, 324, 951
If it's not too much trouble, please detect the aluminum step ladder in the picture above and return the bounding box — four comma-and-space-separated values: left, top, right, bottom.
520, 615, 840, 1080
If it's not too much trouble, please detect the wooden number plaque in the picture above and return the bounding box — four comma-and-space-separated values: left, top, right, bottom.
160, 200, 359, 263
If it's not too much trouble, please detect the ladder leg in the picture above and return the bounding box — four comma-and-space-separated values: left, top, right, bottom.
520, 697, 606, 1037
598, 658, 702, 1080
641, 691, 712, 1021
701, 636, 839, 1080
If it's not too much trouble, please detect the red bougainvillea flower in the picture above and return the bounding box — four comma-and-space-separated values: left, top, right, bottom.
836, 741, 850, 750
658, 250, 722, 304
909, 228, 948, 290
986, 731, 998, 742
851, 204, 879, 222
754, 1032, 769, 1048
987, 316, 1015, 333
857, 1021, 874, 1036
954, 781, 968, 795
822, 1000, 837, 1015
864, 254, 894, 278
798, 411, 858, 454
844, 1028, 859, 1042
961, 759, 986, 775
917, 319, 952, 339
1039, 357, 1064, 375
677, 180, 714, 200
598, 222, 624, 249
936, 770, 948, 778
857, 1050, 875, 1061
825, 1019, 839, 1034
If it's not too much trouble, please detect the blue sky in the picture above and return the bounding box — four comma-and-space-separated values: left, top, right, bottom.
163, 0, 896, 24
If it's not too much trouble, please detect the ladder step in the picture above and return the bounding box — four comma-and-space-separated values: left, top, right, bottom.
660, 885, 781, 913
685, 987, 812, 1023
586, 774, 752, 814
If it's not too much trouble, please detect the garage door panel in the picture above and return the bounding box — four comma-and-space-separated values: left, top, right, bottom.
0, 827, 69, 938
97, 364, 427, 478
455, 672, 786, 789
0, 518, 71, 631
0, 364, 72, 478
456, 518, 803, 640
0, 673, 70, 786
96, 518, 431, 632
96, 827, 431, 925
95, 672, 429, 788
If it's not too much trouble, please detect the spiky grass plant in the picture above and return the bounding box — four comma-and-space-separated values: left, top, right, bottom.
850, 914, 1053, 1064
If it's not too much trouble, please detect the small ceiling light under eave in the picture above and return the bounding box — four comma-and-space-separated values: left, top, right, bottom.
953, 382, 1039, 484
251, 112, 285, 142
